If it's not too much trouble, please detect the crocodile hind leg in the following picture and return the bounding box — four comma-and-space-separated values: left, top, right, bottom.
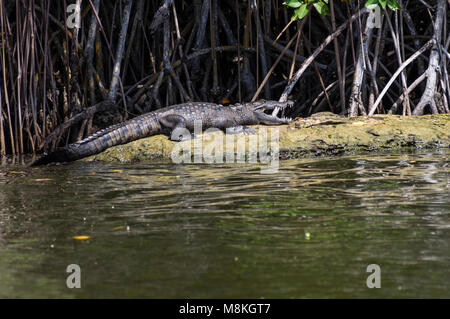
159, 114, 191, 141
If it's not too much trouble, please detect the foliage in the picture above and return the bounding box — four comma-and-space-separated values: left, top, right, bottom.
283, 0, 400, 21
364, 0, 401, 10
283, 0, 330, 20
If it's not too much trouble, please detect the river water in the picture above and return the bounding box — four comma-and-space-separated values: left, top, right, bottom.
0, 149, 449, 298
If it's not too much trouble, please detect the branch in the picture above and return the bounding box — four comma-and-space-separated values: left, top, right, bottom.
368, 39, 434, 115
412, 0, 446, 115
277, 7, 368, 112
108, 0, 133, 102
40, 100, 115, 151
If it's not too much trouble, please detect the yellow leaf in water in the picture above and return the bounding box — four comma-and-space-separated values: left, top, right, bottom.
111, 169, 123, 173
34, 178, 53, 181
89, 172, 97, 175
112, 226, 125, 231
72, 235, 90, 240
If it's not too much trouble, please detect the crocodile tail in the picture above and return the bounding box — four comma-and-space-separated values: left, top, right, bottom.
30, 148, 74, 166
31, 113, 161, 166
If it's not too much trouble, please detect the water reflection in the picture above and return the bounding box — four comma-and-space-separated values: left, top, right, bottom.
0, 150, 449, 298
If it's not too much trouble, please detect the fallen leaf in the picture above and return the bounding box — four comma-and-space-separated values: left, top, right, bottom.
72, 235, 90, 240
221, 97, 231, 104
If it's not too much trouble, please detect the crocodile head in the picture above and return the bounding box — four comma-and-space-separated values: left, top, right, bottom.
252, 100, 294, 125
251, 99, 294, 111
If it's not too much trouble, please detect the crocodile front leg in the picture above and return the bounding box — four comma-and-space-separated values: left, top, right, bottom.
159, 114, 192, 141
225, 126, 257, 134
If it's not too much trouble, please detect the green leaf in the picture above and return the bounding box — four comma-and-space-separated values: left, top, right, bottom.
293, 3, 309, 20
365, 0, 379, 9
387, 0, 400, 10
283, 0, 303, 8
314, 2, 330, 15
379, 0, 387, 9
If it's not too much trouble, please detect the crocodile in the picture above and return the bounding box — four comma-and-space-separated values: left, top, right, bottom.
31, 100, 293, 165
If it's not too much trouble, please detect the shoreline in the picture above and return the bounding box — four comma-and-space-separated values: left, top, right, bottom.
82, 113, 450, 163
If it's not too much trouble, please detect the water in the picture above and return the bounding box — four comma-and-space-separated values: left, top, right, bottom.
0, 150, 449, 298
